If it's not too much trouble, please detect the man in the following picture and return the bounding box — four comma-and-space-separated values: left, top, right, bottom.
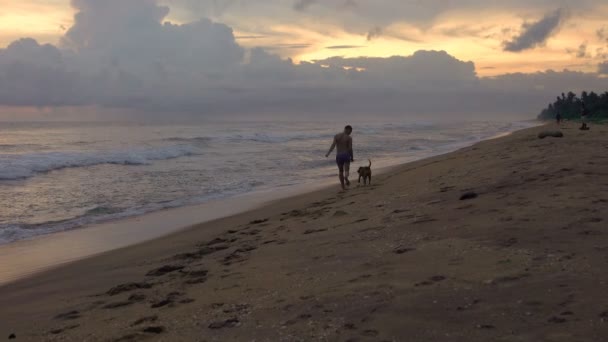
326, 125, 354, 190
580, 102, 590, 130
556, 112, 562, 125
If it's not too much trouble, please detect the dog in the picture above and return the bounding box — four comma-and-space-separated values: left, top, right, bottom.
357, 160, 372, 185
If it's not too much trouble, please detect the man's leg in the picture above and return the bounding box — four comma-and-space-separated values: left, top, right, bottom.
338, 162, 346, 190
344, 162, 351, 186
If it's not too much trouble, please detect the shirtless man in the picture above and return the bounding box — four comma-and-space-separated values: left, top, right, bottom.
326, 125, 354, 190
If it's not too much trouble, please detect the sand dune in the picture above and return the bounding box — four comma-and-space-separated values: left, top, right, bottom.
1, 122, 608, 341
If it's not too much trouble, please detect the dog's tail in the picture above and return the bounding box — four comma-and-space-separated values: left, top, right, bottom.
368, 159, 372, 168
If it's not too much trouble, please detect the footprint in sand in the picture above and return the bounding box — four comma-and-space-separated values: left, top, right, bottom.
180, 268, 209, 285
54, 310, 81, 321
106, 282, 153, 296
150, 292, 185, 309
208, 318, 240, 329
142, 326, 165, 334
173, 244, 229, 261
146, 265, 184, 277
393, 247, 415, 255
49, 324, 80, 335
333, 210, 348, 217
131, 316, 158, 327
303, 228, 328, 235
415, 276, 446, 287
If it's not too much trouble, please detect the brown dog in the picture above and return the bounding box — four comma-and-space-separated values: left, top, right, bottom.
357, 160, 372, 185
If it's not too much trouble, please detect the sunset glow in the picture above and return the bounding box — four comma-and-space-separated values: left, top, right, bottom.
1, 1, 607, 76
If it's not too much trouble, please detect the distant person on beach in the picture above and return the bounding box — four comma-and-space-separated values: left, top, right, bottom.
326, 125, 354, 190
556, 112, 562, 125
580, 102, 590, 130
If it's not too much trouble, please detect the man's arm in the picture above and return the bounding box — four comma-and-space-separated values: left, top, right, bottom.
348, 136, 354, 161
326, 136, 337, 157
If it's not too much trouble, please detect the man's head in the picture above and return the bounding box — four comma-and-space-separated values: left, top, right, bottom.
344, 125, 353, 135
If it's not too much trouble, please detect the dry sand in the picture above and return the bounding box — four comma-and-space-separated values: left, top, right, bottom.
1, 122, 608, 341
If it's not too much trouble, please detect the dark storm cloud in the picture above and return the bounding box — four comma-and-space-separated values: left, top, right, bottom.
503, 9, 565, 52
599, 61, 608, 74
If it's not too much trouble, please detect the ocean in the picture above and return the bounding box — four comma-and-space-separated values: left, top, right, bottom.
0, 119, 535, 245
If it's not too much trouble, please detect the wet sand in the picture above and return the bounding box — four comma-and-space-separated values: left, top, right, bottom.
1, 122, 608, 341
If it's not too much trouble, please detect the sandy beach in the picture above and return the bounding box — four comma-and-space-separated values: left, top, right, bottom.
1, 122, 608, 341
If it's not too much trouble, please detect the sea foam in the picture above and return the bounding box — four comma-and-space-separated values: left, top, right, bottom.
0, 144, 200, 180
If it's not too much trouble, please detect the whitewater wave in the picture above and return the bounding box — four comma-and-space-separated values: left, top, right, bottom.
0, 178, 265, 245
227, 132, 332, 144
0, 144, 200, 180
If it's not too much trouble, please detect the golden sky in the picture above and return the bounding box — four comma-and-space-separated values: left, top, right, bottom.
0, 0, 606, 77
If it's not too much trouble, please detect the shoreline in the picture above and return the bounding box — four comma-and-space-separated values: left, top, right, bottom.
0, 122, 540, 286
0, 123, 541, 286
5, 122, 608, 340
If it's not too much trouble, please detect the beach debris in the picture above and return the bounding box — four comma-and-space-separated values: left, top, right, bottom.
208, 318, 241, 329
146, 265, 184, 277
8, 334, 16, 339
107, 282, 153, 296
249, 218, 269, 225
460, 192, 478, 201
538, 130, 564, 139
54, 310, 81, 320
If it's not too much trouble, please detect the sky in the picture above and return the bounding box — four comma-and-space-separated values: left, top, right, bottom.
0, 0, 606, 119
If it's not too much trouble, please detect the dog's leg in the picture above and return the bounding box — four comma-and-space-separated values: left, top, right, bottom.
369, 174, 372, 185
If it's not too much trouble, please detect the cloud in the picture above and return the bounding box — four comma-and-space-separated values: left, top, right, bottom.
293, 0, 316, 11
599, 61, 608, 74
503, 9, 565, 52
597, 27, 607, 41
326, 45, 365, 49
576, 43, 588, 58
367, 26, 383, 41
568, 42, 589, 58
1, 0, 607, 120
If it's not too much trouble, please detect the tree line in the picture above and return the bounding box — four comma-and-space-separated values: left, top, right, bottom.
538, 91, 608, 120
